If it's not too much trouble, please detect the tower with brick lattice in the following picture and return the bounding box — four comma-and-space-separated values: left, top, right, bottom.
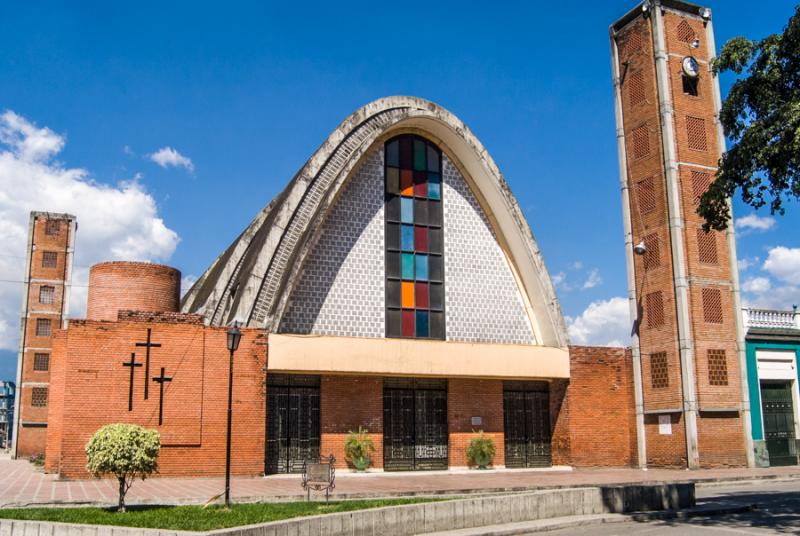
611, 0, 753, 468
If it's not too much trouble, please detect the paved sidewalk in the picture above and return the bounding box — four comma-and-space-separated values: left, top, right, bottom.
1, 455, 799, 508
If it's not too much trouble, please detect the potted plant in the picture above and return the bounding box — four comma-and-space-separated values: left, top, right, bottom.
344, 426, 375, 472
466, 430, 496, 469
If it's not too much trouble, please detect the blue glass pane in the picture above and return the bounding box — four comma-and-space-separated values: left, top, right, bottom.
401, 253, 414, 280
415, 254, 429, 281
416, 311, 429, 337
401, 225, 414, 251
400, 197, 413, 223
428, 182, 440, 200
428, 173, 440, 184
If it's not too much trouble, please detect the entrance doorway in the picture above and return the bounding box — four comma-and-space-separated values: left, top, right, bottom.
503, 381, 551, 468
383, 378, 448, 471
265, 374, 321, 474
761, 381, 798, 466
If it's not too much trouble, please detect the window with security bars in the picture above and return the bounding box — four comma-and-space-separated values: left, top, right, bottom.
643, 233, 660, 269
31, 387, 48, 407
631, 126, 650, 159
39, 285, 55, 305
41, 251, 57, 268
33, 353, 49, 371
45, 220, 61, 236
650, 352, 669, 389
646, 291, 665, 328
691, 170, 711, 205
636, 177, 656, 214
702, 288, 723, 324
676, 20, 696, 44
686, 116, 707, 151
707, 349, 729, 386
35, 318, 51, 337
628, 71, 646, 106
384, 135, 444, 339
696, 228, 718, 264
624, 31, 643, 55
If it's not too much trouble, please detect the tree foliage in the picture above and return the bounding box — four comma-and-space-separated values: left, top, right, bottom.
85, 424, 160, 512
700, 6, 800, 230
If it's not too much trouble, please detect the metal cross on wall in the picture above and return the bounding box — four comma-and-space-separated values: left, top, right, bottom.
135, 328, 161, 400
151, 367, 173, 426
121, 352, 142, 411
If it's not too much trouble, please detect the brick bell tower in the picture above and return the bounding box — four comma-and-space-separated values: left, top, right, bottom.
611, 1, 754, 468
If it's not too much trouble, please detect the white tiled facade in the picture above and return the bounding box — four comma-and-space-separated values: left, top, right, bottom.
279, 143, 535, 345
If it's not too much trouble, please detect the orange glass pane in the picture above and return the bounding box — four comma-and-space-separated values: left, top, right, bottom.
401, 281, 415, 308
400, 170, 414, 196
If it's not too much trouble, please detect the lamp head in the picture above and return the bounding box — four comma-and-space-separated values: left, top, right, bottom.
227, 321, 242, 352
633, 240, 647, 256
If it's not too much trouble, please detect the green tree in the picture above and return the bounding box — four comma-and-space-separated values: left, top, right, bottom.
700, 6, 800, 230
85, 424, 160, 512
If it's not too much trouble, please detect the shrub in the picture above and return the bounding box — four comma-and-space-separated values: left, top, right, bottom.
343, 427, 375, 471
466, 431, 496, 469
85, 424, 160, 512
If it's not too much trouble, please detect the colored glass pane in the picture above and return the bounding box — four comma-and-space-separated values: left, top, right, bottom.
386, 280, 401, 308
386, 251, 401, 279
416, 311, 429, 337
414, 171, 428, 197
400, 197, 413, 223
401, 282, 415, 308
400, 170, 414, 196
386, 167, 400, 194
427, 146, 440, 171
414, 199, 428, 225
415, 255, 429, 281
386, 195, 400, 222
386, 223, 400, 250
401, 225, 414, 251
401, 253, 414, 280
401, 310, 415, 337
414, 139, 426, 170
428, 182, 440, 200
414, 227, 428, 252
399, 138, 413, 168
386, 141, 399, 167
415, 282, 429, 309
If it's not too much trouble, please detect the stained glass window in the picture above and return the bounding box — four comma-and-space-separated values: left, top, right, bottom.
385, 135, 445, 339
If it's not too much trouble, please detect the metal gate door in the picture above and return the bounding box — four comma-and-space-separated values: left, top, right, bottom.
503, 382, 551, 468
265, 375, 320, 474
761, 382, 798, 467
383, 378, 448, 471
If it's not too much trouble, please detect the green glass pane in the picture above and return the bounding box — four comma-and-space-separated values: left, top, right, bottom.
414, 139, 426, 170
401, 253, 414, 280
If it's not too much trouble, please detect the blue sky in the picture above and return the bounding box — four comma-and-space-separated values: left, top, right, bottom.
1, 0, 799, 381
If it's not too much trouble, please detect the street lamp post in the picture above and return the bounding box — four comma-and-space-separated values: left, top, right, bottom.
224, 323, 242, 508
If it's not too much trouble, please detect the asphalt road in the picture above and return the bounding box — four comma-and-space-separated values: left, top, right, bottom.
540, 480, 800, 535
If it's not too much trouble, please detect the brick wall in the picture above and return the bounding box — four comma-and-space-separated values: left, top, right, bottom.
45, 317, 266, 478
448, 379, 504, 468
86, 262, 180, 322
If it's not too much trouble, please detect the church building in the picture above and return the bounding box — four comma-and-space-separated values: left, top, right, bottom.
12, 0, 778, 478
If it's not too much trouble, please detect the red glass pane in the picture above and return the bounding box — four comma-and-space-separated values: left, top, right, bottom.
414, 227, 428, 252
414, 171, 428, 197
401, 310, 415, 336
400, 170, 414, 196
415, 282, 429, 309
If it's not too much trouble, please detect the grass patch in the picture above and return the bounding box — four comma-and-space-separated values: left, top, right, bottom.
0, 498, 444, 531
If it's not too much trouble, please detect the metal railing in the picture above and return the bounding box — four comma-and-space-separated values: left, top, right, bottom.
743, 307, 800, 330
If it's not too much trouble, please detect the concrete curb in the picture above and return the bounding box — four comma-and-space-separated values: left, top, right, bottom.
0, 483, 694, 536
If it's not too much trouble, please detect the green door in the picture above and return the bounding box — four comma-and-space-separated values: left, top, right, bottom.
760, 382, 798, 466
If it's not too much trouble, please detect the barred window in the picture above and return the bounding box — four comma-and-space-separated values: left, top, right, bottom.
646, 291, 665, 328
31, 387, 48, 407
39, 286, 55, 305
631, 125, 650, 159
708, 349, 729, 386
33, 353, 49, 372
624, 31, 643, 55
702, 288, 723, 324
697, 228, 718, 264
686, 116, 708, 151
643, 233, 660, 269
35, 318, 51, 337
629, 71, 646, 106
651, 352, 669, 389
45, 220, 61, 236
691, 171, 711, 205
636, 177, 657, 214
676, 20, 696, 44
41, 251, 57, 268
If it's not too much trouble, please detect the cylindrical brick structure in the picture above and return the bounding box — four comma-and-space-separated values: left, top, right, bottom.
86, 261, 181, 321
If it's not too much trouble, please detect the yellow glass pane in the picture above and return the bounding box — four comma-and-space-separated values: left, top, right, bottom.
401, 281, 415, 308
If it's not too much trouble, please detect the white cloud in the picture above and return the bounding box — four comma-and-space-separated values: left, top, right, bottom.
569, 261, 583, 270
737, 256, 759, 271
736, 213, 776, 232
763, 246, 800, 285
581, 268, 602, 290
742, 276, 771, 293
566, 296, 631, 347
148, 146, 194, 172
551, 271, 566, 287
0, 111, 180, 351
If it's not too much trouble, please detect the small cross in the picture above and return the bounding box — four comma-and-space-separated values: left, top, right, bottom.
151, 367, 173, 426
135, 328, 161, 400
121, 352, 142, 411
